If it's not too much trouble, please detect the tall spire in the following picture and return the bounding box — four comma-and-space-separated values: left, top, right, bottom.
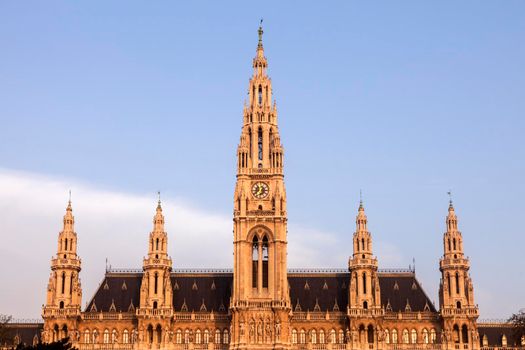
63, 195, 74, 233
253, 20, 268, 76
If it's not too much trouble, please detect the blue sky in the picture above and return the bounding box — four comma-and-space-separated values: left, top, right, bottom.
0, 1, 524, 319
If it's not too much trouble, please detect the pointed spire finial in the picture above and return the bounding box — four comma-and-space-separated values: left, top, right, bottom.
258, 18, 264, 48
358, 189, 364, 210
67, 190, 72, 210
157, 191, 162, 210
447, 190, 454, 210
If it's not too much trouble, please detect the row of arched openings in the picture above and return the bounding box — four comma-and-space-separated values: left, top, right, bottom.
384, 328, 437, 344
82, 328, 132, 344
291, 329, 345, 344
174, 329, 229, 344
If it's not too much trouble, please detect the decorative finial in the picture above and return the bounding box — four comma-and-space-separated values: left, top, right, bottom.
359, 189, 363, 209
258, 19, 264, 48
67, 190, 72, 210
157, 191, 162, 209
447, 190, 453, 208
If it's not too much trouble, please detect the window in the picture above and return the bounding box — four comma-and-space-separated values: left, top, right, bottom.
84, 330, 90, 344
430, 329, 436, 343
184, 329, 190, 344
123, 330, 129, 344
338, 329, 344, 344
411, 329, 417, 344
258, 86, 262, 105
363, 301, 368, 309
502, 335, 507, 347
462, 325, 469, 343
292, 329, 297, 344
112, 329, 117, 343
154, 273, 158, 294
402, 329, 409, 344
258, 128, 263, 161
61, 273, 66, 294
384, 329, 390, 344
223, 329, 229, 344
252, 237, 258, 288
329, 329, 336, 344
453, 325, 460, 343
59, 301, 64, 309
204, 330, 209, 344
456, 273, 460, 294
363, 273, 367, 294
392, 329, 398, 344
103, 329, 110, 344
196, 330, 202, 344
215, 329, 221, 344
176, 330, 182, 344
300, 329, 306, 344
319, 330, 325, 344
153, 301, 158, 310
311, 330, 317, 344
422, 329, 429, 344
262, 236, 268, 288
457, 301, 461, 309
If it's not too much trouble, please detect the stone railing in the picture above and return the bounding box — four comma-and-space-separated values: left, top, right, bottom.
51, 257, 81, 270
386, 344, 442, 350
43, 307, 81, 318
291, 311, 347, 321
81, 312, 136, 321
441, 307, 479, 317
347, 308, 384, 317
383, 311, 440, 321
137, 308, 173, 318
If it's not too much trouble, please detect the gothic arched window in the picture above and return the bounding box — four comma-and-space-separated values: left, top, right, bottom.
252, 236, 259, 288
258, 85, 263, 105
411, 329, 417, 344
319, 329, 325, 344
462, 325, 469, 343
300, 329, 306, 344
385, 329, 390, 344
61, 272, 66, 294
455, 273, 460, 294
430, 329, 436, 343
123, 330, 129, 344
292, 329, 297, 344
223, 329, 229, 344
176, 329, 182, 344
329, 329, 336, 344
214, 329, 220, 344
262, 236, 269, 288
392, 329, 398, 344
258, 128, 263, 161
103, 329, 110, 344
154, 273, 158, 294
111, 329, 117, 343
402, 329, 409, 344
195, 329, 201, 344
422, 329, 429, 344
363, 273, 367, 294
204, 329, 209, 344
84, 330, 90, 344
311, 330, 317, 344
338, 329, 344, 344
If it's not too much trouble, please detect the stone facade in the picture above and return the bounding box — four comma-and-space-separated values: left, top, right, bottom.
37, 25, 525, 350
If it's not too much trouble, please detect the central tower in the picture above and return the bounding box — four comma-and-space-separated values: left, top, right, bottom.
230, 24, 290, 350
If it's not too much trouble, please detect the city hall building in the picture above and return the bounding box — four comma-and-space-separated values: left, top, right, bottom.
3, 26, 523, 350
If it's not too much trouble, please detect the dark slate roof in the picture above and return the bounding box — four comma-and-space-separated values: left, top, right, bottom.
4, 323, 43, 348
379, 273, 437, 312
288, 273, 348, 312
478, 323, 523, 347
85, 272, 232, 313
86, 270, 435, 314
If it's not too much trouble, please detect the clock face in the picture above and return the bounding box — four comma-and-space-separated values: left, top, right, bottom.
251, 182, 269, 199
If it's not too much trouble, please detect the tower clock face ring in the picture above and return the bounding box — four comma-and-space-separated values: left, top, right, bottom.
252, 182, 269, 199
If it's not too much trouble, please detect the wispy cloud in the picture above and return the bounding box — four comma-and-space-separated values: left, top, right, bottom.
0, 168, 363, 318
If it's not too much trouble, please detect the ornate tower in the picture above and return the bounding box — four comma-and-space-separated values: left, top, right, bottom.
137, 198, 173, 347
230, 24, 290, 350
347, 200, 383, 348
42, 199, 82, 343
439, 200, 479, 350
